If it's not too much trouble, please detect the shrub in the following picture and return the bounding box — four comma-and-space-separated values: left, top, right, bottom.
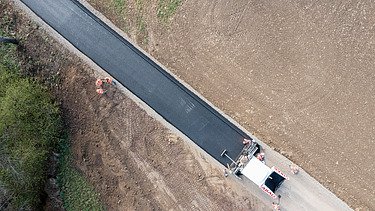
0, 65, 61, 209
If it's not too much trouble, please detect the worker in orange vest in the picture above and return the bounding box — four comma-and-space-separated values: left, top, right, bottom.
96, 79, 103, 86
96, 88, 107, 95
272, 195, 281, 211
104, 77, 113, 84
272, 202, 281, 211
96, 77, 113, 86
95, 77, 114, 95
256, 152, 265, 163
289, 164, 299, 175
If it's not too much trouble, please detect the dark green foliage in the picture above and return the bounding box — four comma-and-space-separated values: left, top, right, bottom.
0, 64, 61, 209
0, 35, 19, 72
157, 0, 182, 22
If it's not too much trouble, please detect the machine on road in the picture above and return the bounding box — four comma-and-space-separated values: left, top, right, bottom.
221, 139, 288, 198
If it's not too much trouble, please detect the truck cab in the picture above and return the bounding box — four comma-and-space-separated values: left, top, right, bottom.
223, 139, 288, 198
241, 156, 288, 198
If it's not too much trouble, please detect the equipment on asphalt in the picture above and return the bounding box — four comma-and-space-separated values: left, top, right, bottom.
221, 138, 288, 198
221, 149, 237, 166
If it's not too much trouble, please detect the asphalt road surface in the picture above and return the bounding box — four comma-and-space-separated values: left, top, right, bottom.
20, 0, 249, 165
17, 0, 353, 210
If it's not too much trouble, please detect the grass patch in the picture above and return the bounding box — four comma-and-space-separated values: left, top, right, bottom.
113, 0, 125, 14
0, 33, 61, 209
110, 0, 129, 33
0, 66, 61, 209
0, 31, 19, 72
109, 0, 150, 44
134, 0, 148, 45
57, 135, 104, 211
135, 0, 145, 32
1, 20, 102, 211
157, 0, 182, 22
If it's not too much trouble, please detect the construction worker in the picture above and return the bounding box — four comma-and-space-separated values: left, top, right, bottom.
95, 79, 103, 86
256, 152, 265, 163
272, 195, 281, 211
243, 138, 251, 146
289, 164, 299, 175
95, 77, 114, 95
239, 155, 249, 165
104, 77, 113, 84
96, 77, 113, 86
96, 88, 107, 95
272, 202, 281, 211
223, 169, 228, 177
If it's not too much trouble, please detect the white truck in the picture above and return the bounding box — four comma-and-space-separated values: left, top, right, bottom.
221, 139, 288, 198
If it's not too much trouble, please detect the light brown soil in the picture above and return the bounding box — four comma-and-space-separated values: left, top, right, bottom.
86, 0, 375, 210
2, 1, 269, 210
60, 66, 267, 210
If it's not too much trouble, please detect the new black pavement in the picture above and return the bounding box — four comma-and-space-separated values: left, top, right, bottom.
20, 0, 251, 165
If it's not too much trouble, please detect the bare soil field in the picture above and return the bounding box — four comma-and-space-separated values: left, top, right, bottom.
86, 0, 375, 210
2, 1, 269, 210
58, 62, 268, 210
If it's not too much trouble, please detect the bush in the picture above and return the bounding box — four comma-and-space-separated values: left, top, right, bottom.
0, 65, 61, 209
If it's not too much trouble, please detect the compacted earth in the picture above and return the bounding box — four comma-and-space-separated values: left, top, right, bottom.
86, 0, 375, 210
57, 58, 268, 210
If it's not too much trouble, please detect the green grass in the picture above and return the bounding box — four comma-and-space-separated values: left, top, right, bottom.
157, 0, 182, 22
57, 135, 104, 211
111, 0, 129, 33
136, 15, 148, 45
1, 23, 102, 210
0, 31, 19, 72
133, 0, 148, 45
0, 30, 62, 209
113, 0, 126, 14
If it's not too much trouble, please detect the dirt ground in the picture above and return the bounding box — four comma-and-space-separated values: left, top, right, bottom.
4, 0, 375, 210
85, 0, 375, 210
2, 1, 270, 210
59, 64, 269, 211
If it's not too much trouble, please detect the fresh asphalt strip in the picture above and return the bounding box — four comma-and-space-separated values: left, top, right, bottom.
20, 0, 250, 165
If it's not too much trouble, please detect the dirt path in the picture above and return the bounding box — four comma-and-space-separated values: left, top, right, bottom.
84, 0, 374, 210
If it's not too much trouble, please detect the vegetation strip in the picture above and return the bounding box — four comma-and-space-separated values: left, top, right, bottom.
0, 5, 103, 210
0, 30, 61, 209
58, 134, 104, 211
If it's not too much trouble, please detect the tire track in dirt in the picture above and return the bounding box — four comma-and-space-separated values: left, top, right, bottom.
79, 80, 267, 210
